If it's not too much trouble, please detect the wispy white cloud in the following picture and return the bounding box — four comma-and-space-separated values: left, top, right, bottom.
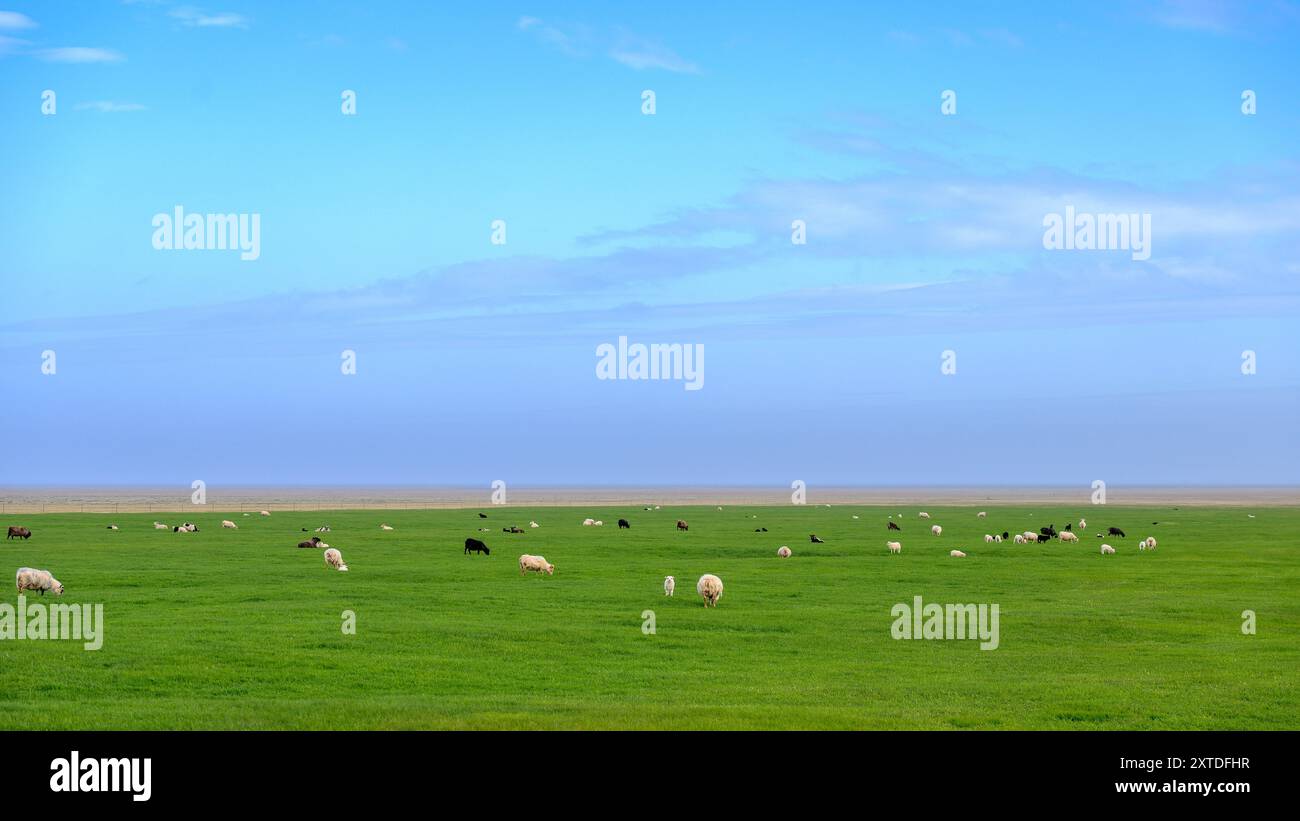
518, 15, 699, 73
74, 100, 147, 113
0, 10, 37, 29
37, 47, 124, 63
169, 6, 249, 29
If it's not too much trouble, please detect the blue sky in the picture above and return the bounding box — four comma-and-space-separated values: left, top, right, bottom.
1, 0, 1298, 487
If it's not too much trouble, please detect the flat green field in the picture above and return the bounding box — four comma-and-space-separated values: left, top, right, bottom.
1, 504, 1296, 729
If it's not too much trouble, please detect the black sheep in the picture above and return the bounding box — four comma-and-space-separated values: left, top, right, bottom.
464, 538, 490, 555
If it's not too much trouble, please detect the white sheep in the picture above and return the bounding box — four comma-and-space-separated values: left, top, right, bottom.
994, 534, 1003, 543
519, 554, 554, 575
931, 525, 942, 536
977, 511, 987, 519
1023, 531, 1038, 541
696, 574, 724, 607
221, 520, 238, 529
984, 534, 994, 543
380, 524, 394, 530
153, 522, 168, 530
1060, 531, 1079, 542
1142, 537, 1157, 550
323, 548, 348, 571
1013, 534, 1025, 544
1101, 544, 1115, 555
259, 510, 271, 517
919, 512, 931, 519
16, 567, 63, 596
593, 520, 603, 527
582, 518, 595, 526
664, 576, 675, 596
950, 550, 966, 558
887, 540, 901, 554
529, 521, 539, 528
777, 546, 792, 558
1079, 518, 1087, 530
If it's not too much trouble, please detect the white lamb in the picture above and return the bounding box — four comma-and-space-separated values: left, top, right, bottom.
777, 546, 792, 557
977, 511, 987, 519
950, 550, 966, 558
15, 567, 63, 596
984, 534, 994, 543
919, 512, 931, 519
380, 524, 394, 530
519, 554, 554, 575
221, 520, 238, 529
931, 525, 942, 536
887, 540, 901, 554
323, 548, 348, 571
696, 574, 724, 607
1101, 544, 1115, 555
663, 576, 675, 596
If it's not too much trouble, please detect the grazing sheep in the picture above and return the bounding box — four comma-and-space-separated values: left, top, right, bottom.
977, 511, 987, 519
259, 510, 270, 517
323, 548, 348, 572
887, 540, 901, 554
1023, 531, 1038, 541
1107, 527, 1126, 537
664, 576, 675, 596
221, 520, 238, 529
809, 534, 824, 543
1036, 533, 1051, 543
1060, 531, 1079, 542
618, 519, 630, 529
1100, 544, 1115, 555
777, 546, 792, 557
931, 525, 942, 536
887, 521, 901, 531
6, 527, 32, 540
153, 522, 168, 530
464, 538, 489, 555
919, 512, 931, 519
1140, 537, 1157, 550
518, 554, 554, 575
593, 520, 603, 527
984, 534, 994, 543
380, 524, 394, 530
478, 513, 488, 519
583, 518, 595, 526
1013, 534, 1026, 544
15, 567, 63, 596
994, 534, 1003, 543
949, 550, 966, 558
676, 520, 689, 531
696, 574, 723, 607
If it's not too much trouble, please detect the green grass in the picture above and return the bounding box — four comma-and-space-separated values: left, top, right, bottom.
1, 504, 1296, 729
